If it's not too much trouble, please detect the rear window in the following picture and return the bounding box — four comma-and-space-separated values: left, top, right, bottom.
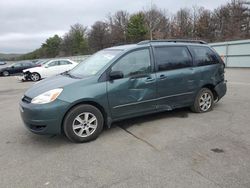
154, 46, 192, 71
189, 46, 219, 66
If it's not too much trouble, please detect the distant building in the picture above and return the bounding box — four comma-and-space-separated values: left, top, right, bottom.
210, 39, 250, 68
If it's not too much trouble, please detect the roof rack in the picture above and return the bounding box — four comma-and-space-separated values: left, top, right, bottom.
137, 39, 207, 45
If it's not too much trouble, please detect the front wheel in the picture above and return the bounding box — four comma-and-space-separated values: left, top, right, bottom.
191, 88, 214, 113
3, 71, 9, 76
30, 72, 41, 81
63, 104, 104, 143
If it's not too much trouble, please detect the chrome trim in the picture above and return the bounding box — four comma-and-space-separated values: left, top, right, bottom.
113, 92, 194, 109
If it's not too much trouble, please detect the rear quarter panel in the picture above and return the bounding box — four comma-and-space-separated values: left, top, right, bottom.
192, 64, 224, 93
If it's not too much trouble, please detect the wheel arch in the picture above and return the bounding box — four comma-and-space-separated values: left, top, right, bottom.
61, 100, 109, 134
201, 84, 218, 101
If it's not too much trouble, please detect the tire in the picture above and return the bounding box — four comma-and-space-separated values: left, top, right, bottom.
30, 72, 41, 81
63, 104, 104, 143
3, 71, 9, 76
191, 88, 214, 113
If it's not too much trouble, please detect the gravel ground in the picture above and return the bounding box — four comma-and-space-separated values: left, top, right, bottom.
0, 68, 250, 188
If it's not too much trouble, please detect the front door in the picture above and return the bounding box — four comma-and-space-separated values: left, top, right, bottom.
107, 48, 157, 119
11, 63, 23, 74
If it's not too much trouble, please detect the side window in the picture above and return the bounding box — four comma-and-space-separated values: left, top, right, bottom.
154, 46, 192, 71
111, 49, 151, 78
22, 62, 32, 66
189, 46, 219, 66
14, 63, 22, 67
60, 60, 72, 65
48, 61, 59, 67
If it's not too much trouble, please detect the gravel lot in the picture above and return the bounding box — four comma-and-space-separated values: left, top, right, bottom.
0, 68, 250, 188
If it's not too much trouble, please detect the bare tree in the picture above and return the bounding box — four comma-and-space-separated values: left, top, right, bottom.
211, 0, 250, 41
61, 23, 88, 56
194, 8, 215, 42
108, 10, 129, 45
170, 8, 193, 38
144, 5, 169, 40
88, 21, 111, 52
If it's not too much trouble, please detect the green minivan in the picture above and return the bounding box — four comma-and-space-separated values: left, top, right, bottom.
20, 40, 227, 142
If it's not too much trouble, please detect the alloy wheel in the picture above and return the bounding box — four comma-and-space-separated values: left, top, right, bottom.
3, 71, 9, 76
199, 92, 212, 112
72, 112, 98, 137
31, 73, 40, 81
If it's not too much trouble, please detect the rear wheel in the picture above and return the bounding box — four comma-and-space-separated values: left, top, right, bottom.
31, 72, 41, 81
191, 88, 214, 113
63, 104, 104, 143
3, 71, 9, 76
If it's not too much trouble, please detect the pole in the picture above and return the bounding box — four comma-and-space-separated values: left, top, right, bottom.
150, 0, 153, 40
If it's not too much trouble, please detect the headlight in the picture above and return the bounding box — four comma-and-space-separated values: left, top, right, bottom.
31, 88, 63, 104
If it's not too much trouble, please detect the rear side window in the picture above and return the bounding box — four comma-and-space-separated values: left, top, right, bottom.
189, 46, 219, 66
60, 60, 72, 65
154, 46, 192, 71
23, 62, 33, 66
48, 61, 59, 67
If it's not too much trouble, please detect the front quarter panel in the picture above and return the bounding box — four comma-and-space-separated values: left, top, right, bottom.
58, 78, 110, 118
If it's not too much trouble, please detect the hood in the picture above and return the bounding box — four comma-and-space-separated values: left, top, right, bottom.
24, 74, 88, 98
0, 66, 9, 71
23, 66, 43, 73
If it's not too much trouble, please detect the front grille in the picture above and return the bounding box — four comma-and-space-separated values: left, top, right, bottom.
22, 95, 32, 103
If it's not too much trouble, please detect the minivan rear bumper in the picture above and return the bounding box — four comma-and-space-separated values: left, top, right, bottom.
215, 81, 227, 100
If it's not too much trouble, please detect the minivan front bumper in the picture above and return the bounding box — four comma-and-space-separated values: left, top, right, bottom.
215, 81, 227, 100
19, 98, 70, 135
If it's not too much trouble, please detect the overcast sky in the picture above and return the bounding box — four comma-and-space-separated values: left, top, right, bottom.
0, 0, 230, 54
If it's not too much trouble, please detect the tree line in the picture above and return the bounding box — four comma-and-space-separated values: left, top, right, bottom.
19, 0, 250, 60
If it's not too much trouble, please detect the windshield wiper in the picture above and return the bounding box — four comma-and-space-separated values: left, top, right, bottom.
61, 71, 80, 79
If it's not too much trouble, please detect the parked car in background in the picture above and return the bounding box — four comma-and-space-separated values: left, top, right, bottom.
0, 61, 6, 65
0, 61, 36, 76
22, 59, 77, 81
20, 40, 227, 143
34, 59, 50, 66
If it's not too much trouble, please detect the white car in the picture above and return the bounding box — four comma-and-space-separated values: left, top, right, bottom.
22, 59, 78, 81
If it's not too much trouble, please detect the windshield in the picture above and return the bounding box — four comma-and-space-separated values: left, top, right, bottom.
36, 60, 49, 65
9, 62, 21, 67
69, 49, 122, 78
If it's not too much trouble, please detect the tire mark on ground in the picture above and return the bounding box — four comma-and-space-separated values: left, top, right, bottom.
118, 125, 160, 151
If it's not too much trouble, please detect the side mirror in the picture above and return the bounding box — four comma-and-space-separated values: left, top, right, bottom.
45, 65, 49, 68
11, 66, 14, 68
109, 71, 124, 80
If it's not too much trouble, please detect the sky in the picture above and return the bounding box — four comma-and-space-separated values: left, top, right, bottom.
0, 0, 230, 54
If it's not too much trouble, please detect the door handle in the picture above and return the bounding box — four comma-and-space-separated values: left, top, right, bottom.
145, 77, 155, 83
159, 74, 167, 80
